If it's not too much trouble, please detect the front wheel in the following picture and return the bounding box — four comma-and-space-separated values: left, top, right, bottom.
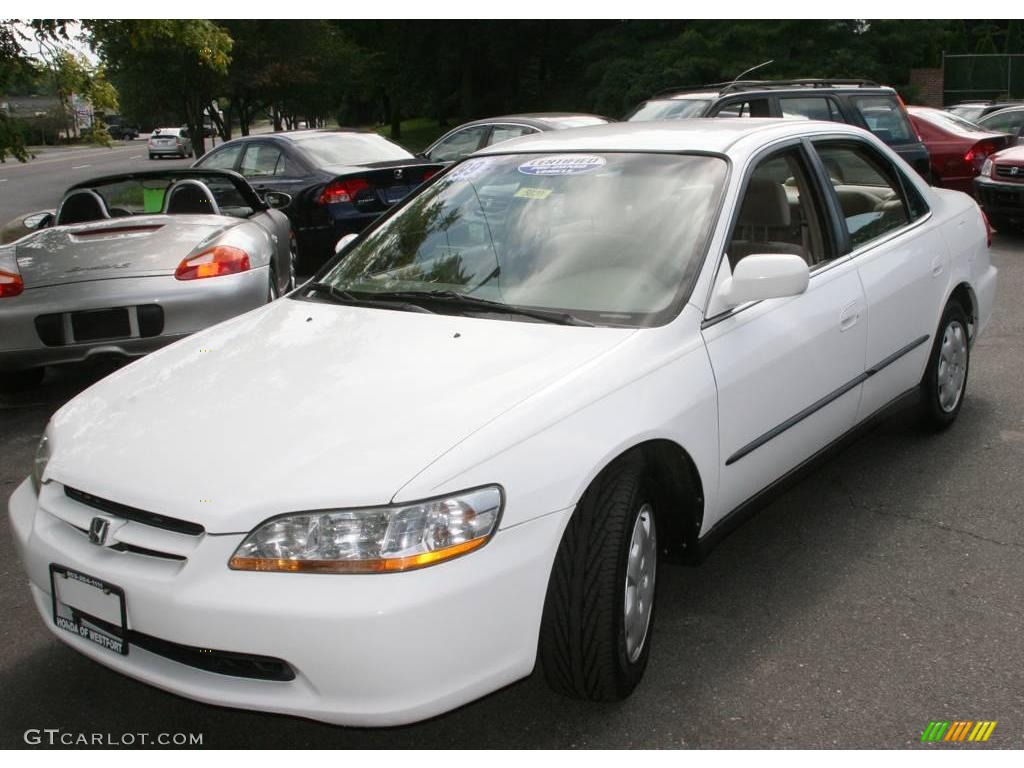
539, 458, 658, 701
921, 300, 970, 430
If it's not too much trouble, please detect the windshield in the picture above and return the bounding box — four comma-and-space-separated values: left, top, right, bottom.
294, 133, 413, 166
948, 105, 986, 123
316, 152, 728, 327
627, 99, 712, 122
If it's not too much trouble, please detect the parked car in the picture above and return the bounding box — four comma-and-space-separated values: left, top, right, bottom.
421, 113, 611, 164
975, 144, 1024, 230
976, 105, 1024, 142
148, 127, 193, 159
9, 119, 994, 727
947, 100, 1024, 122
0, 169, 294, 390
626, 79, 932, 179
108, 123, 139, 140
907, 106, 1015, 195
193, 129, 443, 272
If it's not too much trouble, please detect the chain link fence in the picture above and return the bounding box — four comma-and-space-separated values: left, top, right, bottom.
944, 53, 1024, 104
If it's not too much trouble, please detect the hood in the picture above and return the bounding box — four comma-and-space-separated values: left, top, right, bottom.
993, 144, 1024, 165
16, 215, 239, 288
47, 298, 636, 533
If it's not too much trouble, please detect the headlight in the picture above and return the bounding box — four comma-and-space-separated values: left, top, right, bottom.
229, 485, 503, 573
31, 434, 50, 494
981, 158, 994, 177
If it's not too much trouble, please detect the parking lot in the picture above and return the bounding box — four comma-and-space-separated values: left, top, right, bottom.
1, 149, 1023, 747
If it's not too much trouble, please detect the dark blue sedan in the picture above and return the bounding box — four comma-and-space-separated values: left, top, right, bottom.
194, 130, 441, 272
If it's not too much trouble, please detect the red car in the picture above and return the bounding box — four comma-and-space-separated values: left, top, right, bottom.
974, 144, 1024, 231
908, 106, 1015, 195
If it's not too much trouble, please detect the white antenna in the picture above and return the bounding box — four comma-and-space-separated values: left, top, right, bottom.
732, 59, 775, 83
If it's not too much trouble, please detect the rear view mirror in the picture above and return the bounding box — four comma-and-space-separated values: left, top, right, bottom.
334, 233, 358, 255
23, 212, 53, 230
717, 253, 809, 307
264, 191, 292, 209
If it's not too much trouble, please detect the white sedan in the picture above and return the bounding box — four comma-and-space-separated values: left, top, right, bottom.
9, 119, 996, 726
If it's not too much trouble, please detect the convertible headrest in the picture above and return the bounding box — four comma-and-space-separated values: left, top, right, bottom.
164, 180, 221, 216
56, 189, 111, 226
737, 178, 790, 228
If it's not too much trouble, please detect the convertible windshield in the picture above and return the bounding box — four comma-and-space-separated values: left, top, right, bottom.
316, 152, 727, 327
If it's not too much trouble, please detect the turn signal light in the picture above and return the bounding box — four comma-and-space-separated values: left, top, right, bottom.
318, 179, 369, 205
0, 268, 24, 298
175, 246, 250, 281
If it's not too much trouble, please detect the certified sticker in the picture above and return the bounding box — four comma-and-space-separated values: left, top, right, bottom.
518, 155, 606, 176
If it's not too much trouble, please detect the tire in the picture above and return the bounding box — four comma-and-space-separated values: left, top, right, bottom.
148, 153, 156, 160
920, 300, 970, 430
539, 457, 658, 701
0, 367, 44, 393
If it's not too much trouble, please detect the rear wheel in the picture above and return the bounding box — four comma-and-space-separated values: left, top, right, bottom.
921, 300, 970, 430
0, 367, 45, 393
148, 153, 156, 160
539, 458, 658, 701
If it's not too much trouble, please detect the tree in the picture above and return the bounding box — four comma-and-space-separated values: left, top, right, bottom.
85, 20, 231, 156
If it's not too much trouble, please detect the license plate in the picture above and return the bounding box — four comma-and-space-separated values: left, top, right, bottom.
50, 565, 128, 655
385, 186, 411, 204
71, 307, 131, 342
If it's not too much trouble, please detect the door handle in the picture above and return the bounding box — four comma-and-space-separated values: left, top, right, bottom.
839, 301, 861, 332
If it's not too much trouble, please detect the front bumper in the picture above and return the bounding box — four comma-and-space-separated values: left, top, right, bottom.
0, 269, 268, 372
974, 177, 1024, 220
9, 478, 570, 726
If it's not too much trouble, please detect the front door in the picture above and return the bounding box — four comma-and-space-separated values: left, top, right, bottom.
702, 144, 868, 517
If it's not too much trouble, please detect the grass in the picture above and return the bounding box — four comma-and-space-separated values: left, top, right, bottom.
373, 118, 447, 153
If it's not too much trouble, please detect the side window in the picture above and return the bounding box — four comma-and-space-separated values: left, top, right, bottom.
713, 98, 772, 118
239, 144, 284, 178
727, 148, 826, 270
196, 143, 242, 170
813, 142, 913, 250
851, 96, 915, 144
779, 96, 842, 122
982, 110, 1024, 135
426, 126, 489, 162
487, 125, 538, 147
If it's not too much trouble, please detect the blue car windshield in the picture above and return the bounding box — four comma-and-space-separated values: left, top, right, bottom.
318, 152, 728, 327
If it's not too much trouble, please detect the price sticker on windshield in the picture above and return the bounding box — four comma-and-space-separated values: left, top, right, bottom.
518, 155, 606, 176
514, 187, 553, 200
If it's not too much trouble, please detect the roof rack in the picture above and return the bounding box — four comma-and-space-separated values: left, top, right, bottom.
651, 78, 882, 99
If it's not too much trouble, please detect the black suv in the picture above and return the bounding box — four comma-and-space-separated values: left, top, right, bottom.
627, 79, 931, 180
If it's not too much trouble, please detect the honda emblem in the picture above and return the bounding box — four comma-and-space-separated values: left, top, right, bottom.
88, 517, 111, 546
1012, 166, 1020, 176
394, 168, 404, 180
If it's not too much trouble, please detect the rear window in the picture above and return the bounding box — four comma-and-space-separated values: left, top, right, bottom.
294, 133, 413, 166
853, 97, 915, 144
627, 99, 711, 122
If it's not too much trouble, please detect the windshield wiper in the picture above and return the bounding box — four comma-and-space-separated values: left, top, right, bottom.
305, 282, 435, 314
369, 290, 593, 327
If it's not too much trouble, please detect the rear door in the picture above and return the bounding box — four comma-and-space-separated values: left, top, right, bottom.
809, 137, 943, 420
238, 141, 310, 200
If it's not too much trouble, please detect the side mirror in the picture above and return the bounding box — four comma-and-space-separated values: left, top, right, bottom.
264, 191, 292, 209
23, 212, 53, 230
717, 253, 809, 307
334, 233, 358, 255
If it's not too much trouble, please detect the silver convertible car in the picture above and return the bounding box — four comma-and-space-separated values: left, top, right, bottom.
0, 170, 295, 390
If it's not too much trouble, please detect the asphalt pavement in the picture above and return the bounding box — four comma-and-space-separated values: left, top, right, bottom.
0, 154, 1022, 746
0, 139, 194, 224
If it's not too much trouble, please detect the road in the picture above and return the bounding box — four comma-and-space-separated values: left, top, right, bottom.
0, 140, 194, 224
0, 179, 1022, 745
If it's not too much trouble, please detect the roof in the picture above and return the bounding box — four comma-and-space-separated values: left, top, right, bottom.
473, 118, 865, 156
653, 79, 892, 101
455, 113, 610, 130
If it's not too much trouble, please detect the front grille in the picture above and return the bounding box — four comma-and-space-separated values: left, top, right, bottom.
994, 164, 1024, 182
80, 614, 294, 681
65, 486, 205, 537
